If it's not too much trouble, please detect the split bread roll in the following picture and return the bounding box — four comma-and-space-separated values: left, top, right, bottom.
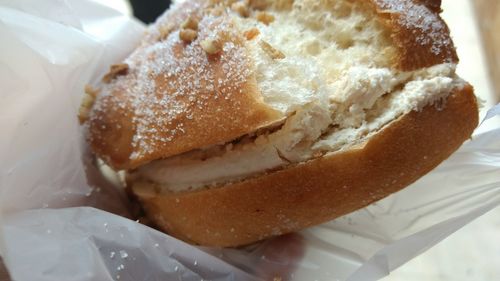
82, 0, 479, 247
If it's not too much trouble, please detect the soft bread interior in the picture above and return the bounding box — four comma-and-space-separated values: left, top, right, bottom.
131, 0, 464, 192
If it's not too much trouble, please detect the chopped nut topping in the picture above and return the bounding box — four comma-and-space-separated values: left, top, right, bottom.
179, 16, 199, 44
181, 17, 199, 31
256, 11, 275, 25
78, 105, 91, 124
78, 85, 98, 124
102, 63, 129, 83
179, 29, 198, 43
201, 38, 223, 54
243, 28, 260, 40
248, 0, 269, 10
231, 2, 249, 17
260, 40, 285, 59
84, 85, 98, 98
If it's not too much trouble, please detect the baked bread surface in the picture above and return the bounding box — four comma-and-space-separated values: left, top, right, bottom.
86, 0, 458, 170
83, 0, 479, 247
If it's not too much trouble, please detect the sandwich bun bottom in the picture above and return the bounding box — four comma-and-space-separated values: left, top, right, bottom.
132, 84, 478, 247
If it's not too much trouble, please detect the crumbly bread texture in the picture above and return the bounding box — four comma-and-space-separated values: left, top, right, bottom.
83, 0, 478, 246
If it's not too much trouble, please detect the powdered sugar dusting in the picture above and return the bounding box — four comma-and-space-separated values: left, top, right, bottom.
90, 12, 253, 161
377, 0, 453, 57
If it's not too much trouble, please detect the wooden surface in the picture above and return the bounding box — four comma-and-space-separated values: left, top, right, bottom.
474, 0, 500, 101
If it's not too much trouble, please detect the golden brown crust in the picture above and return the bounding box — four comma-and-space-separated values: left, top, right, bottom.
86, 0, 459, 170
132, 85, 478, 247
370, 0, 458, 70
87, 2, 282, 170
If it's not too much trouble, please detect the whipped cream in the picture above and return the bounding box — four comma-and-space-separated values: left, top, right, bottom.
132, 64, 460, 192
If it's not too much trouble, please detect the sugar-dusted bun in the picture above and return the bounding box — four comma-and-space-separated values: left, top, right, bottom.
83, 0, 478, 247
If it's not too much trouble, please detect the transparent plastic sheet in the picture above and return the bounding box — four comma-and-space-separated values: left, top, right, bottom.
0, 1, 499, 281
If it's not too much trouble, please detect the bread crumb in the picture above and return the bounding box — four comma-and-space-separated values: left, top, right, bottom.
260, 40, 285, 59
256, 11, 274, 25
179, 29, 198, 43
243, 28, 260, 40
201, 38, 223, 54
102, 63, 129, 83
231, 2, 249, 17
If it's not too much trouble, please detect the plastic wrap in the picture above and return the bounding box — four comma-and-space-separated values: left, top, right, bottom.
1, 1, 499, 280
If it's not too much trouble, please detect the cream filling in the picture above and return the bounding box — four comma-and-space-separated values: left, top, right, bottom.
135, 101, 331, 191
130, 2, 464, 192
133, 64, 460, 192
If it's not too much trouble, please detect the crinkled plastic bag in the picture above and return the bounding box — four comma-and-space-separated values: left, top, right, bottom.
1, 1, 499, 281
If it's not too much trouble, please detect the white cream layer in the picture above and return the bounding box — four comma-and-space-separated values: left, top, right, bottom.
133, 64, 460, 192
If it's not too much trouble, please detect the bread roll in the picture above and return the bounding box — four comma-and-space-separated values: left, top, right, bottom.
82, 0, 479, 247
